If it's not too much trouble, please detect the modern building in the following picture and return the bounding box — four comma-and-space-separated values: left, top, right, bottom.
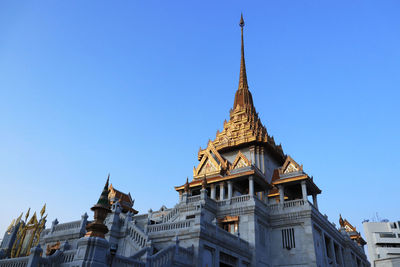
0, 16, 370, 267
363, 221, 400, 267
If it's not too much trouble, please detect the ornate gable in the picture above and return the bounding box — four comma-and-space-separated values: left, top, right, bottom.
194, 141, 228, 179
339, 215, 357, 232
280, 155, 303, 174
231, 151, 251, 170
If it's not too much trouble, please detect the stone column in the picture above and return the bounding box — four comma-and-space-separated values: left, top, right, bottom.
312, 194, 319, 210
228, 181, 233, 199
261, 147, 265, 173
278, 185, 284, 204
219, 182, 225, 200
248, 176, 254, 196
210, 184, 216, 200
301, 181, 308, 202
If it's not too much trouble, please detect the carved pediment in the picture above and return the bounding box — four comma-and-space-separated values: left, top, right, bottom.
194, 141, 228, 178
231, 151, 251, 170
280, 155, 303, 174
199, 158, 218, 175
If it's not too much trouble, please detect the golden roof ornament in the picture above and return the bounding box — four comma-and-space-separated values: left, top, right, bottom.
40, 203, 46, 218
25, 208, 30, 222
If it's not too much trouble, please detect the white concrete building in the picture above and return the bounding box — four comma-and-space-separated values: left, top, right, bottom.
363, 221, 400, 267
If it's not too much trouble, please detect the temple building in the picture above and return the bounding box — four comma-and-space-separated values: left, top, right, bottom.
0, 15, 370, 267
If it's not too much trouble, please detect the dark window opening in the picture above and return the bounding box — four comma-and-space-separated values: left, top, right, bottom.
282, 228, 295, 249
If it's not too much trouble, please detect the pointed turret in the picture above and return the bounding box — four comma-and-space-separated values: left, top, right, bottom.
85, 175, 111, 238
233, 14, 254, 110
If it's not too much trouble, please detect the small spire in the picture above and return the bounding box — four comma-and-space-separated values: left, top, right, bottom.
96, 175, 110, 208
184, 177, 189, 193
202, 174, 207, 190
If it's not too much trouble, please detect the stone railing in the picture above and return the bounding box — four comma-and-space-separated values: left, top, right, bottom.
147, 219, 194, 233
147, 245, 175, 266
112, 255, 145, 267
217, 194, 252, 207
186, 195, 201, 203
52, 220, 81, 232
217, 199, 231, 206
127, 223, 148, 248
0, 256, 29, 267
283, 199, 305, 208
162, 206, 180, 223
231, 194, 251, 204
268, 199, 308, 213
204, 222, 250, 252
59, 249, 76, 265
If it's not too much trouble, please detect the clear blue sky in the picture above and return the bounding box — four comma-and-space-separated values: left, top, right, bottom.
1, 1, 399, 238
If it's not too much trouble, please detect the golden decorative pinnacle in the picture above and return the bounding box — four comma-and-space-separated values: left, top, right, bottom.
25, 208, 30, 222
40, 204, 46, 218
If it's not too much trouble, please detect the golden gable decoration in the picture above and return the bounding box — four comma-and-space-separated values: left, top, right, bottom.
11, 204, 47, 258
194, 141, 228, 179
231, 151, 251, 170
280, 155, 303, 174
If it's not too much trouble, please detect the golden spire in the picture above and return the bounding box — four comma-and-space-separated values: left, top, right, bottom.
238, 13, 248, 90
234, 14, 254, 110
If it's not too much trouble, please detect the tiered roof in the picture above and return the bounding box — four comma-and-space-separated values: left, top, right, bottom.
204, 15, 285, 161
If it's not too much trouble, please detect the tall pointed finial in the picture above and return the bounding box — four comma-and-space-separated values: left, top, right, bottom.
233, 14, 254, 110
40, 204, 46, 218
238, 13, 248, 90
184, 177, 190, 193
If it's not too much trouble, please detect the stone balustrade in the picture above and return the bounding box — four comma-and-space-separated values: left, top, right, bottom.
112, 255, 145, 267
162, 206, 180, 223
147, 219, 194, 233
59, 250, 76, 265
186, 195, 201, 203
53, 221, 81, 232
268, 199, 308, 214
0, 256, 29, 267
127, 223, 148, 248
204, 222, 250, 252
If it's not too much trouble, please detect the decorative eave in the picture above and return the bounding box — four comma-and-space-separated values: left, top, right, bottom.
175, 168, 272, 191
272, 174, 322, 195
339, 215, 366, 245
